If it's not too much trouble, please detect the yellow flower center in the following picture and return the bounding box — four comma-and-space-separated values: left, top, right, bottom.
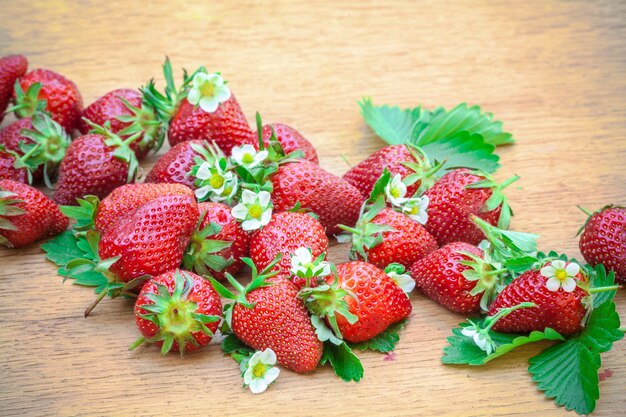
209, 173, 224, 189
252, 362, 266, 378
408, 206, 419, 215
200, 81, 216, 97
390, 187, 401, 198
249, 203, 263, 219
242, 153, 255, 164
555, 269, 569, 283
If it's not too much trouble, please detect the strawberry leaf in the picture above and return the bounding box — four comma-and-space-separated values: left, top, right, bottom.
442, 321, 564, 365
41, 231, 94, 266
420, 132, 500, 175
528, 301, 623, 415
589, 264, 617, 308
321, 341, 363, 382
349, 319, 407, 353
358, 97, 427, 145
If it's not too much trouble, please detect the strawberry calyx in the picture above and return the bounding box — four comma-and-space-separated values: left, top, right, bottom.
59, 195, 100, 235
182, 212, 234, 276
0, 189, 26, 247
115, 95, 166, 155
575, 204, 624, 236
457, 250, 507, 311
401, 143, 445, 196
7, 81, 47, 119
465, 172, 520, 229
289, 247, 332, 288
129, 270, 221, 356
189, 141, 239, 203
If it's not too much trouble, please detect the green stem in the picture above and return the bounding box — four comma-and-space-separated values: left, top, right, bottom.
588, 285, 620, 294
128, 336, 146, 351
499, 175, 520, 190
484, 302, 536, 331
482, 268, 508, 276
576, 205, 593, 216
84, 289, 109, 318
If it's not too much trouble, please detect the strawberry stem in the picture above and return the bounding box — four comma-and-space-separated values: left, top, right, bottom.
588, 285, 620, 294
576, 205, 593, 217
128, 336, 146, 351
499, 174, 520, 190
84, 289, 108, 317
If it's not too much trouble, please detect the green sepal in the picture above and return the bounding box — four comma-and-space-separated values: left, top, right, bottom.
0, 190, 25, 237
183, 216, 233, 275
115, 94, 166, 155
320, 341, 363, 382
7, 81, 47, 118
60, 195, 100, 235
349, 319, 408, 353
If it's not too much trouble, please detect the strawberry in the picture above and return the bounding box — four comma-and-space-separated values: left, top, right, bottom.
306, 261, 412, 343
79, 88, 164, 159
144, 140, 204, 188
249, 211, 328, 288
270, 160, 364, 235
0, 113, 70, 186
488, 261, 591, 335
53, 123, 140, 205
423, 169, 517, 246
260, 123, 318, 164
0, 179, 68, 248
0, 54, 28, 123
131, 269, 221, 355
183, 202, 250, 280
578, 205, 626, 284
210, 257, 323, 373
143, 59, 255, 154
10, 68, 83, 133
409, 242, 504, 313
342, 200, 437, 270
0, 151, 28, 183
343, 144, 441, 198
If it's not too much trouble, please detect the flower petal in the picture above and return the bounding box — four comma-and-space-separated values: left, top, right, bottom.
565, 262, 580, 277
187, 88, 200, 106
546, 277, 561, 292
540, 265, 556, 278
242, 218, 262, 231
461, 328, 477, 338
260, 208, 272, 226
194, 185, 211, 200
195, 162, 212, 180
231, 204, 249, 220
294, 247, 312, 263
199, 96, 219, 113
241, 189, 257, 205
258, 191, 271, 208
551, 260, 566, 270
263, 366, 280, 384
261, 348, 277, 365
562, 278, 577, 293
248, 378, 268, 394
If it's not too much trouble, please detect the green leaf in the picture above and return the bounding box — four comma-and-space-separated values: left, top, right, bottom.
528, 301, 624, 415
589, 264, 617, 308
504, 256, 538, 273
221, 333, 254, 355
41, 231, 89, 266
442, 322, 564, 365
359, 97, 426, 145
321, 341, 364, 382
414, 103, 514, 147
59, 268, 108, 292
350, 319, 407, 353
420, 132, 500, 175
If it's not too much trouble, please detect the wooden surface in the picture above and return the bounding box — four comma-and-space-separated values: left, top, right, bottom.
1, 1, 625, 416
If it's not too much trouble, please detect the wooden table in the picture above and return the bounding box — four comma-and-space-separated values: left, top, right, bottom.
1, 1, 625, 416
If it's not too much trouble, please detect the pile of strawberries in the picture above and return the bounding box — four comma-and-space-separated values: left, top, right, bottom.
1, 54, 624, 411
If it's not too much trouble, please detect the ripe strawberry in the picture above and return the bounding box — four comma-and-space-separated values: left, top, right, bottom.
183, 202, 250, 280
260, 123, 318, 164
343, 144, 441, 199
210, 260, 323, 373
578, 205, 626, 284
11, 68, 83, 132
318, 261, 412, 343
0, 179, 68, 248
0, 151, 28, 183
270, 160, 364, 235
53, 124, 140, 205
143, 59, 255, 154
79, 88, 164, 159
131, 269, 221, 355
145, 140, 204, 188
409, 242, 504, 314
0, 54, 28, 123
249, 211, 328, 288
423, 169, 517, 246
488, 261, 589, 335
342, 204, 437, 270
0, 113, 70, 186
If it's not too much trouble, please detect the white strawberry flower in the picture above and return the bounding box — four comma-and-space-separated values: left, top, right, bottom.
187, 72, 231, 113
243, 348, 280, 394
402, 195, 429, 225
231, 190, 273, 231
540, 260, 580, 292
231, 144, 268, 169
385, 174, 408, 207
194, 161, 238, 203
386, 270, 416, 293
290, 247, 331, 279
461, 326, 496, 355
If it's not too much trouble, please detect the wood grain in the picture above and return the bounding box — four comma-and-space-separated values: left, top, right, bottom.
1, 1, 625, 416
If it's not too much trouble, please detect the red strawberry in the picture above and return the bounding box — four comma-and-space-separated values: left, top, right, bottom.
343, 204, 437, 270
261, 123, 318, 164
578, 205, 626, 284
249, 211, 328, 288
0, 55, 28, 123
0, 113, 70, 185
183, 202, 250, 280
11, 68, 83, 132
488, 261, 589, 335
143, 59, 254, 155
324, 261, 412, 343
211, 260, 322, 373
53, 125, 140, 205
270, 160, 364, 235
409, 242, 504, 314
0, 179, 68, 248
131, 269, 222, 355
343, 144, 439, 199
145, 140, 204, 188
423, 169, 517, 246
79, 88, 164, 159
0, 151, 28, 183
94, 183, 194, 233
